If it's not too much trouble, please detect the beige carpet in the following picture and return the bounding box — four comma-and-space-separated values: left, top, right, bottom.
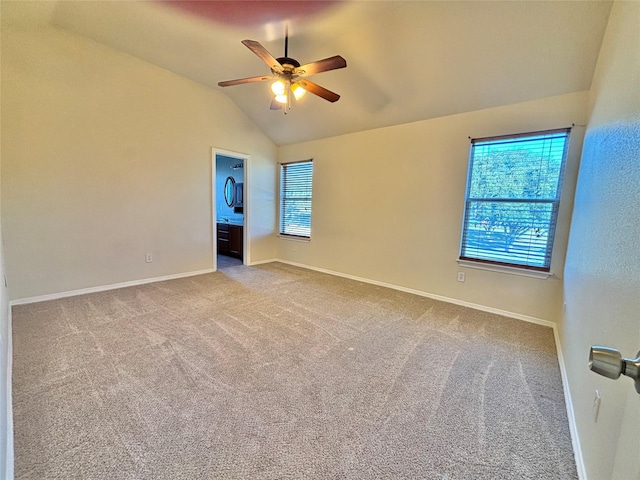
12, 262, 577, 479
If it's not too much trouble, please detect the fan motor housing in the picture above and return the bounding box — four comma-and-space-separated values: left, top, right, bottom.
276, 57, 301, 70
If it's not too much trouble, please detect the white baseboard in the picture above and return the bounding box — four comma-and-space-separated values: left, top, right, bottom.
275, 259, 555, 328
275, 259, 584, 477
553, 326, 586, 480
10, 269, 215, 306
247, 258, 278, 266
7, 258, 583, 479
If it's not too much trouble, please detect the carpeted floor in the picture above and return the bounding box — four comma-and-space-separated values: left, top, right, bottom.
12, 262, 577, 479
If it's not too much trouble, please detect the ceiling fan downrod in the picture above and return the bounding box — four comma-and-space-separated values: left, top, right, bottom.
284, 25, 288, 59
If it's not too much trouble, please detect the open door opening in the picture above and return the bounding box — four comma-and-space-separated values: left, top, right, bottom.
212, 149, 249, 271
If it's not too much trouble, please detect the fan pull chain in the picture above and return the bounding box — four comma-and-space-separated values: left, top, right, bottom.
285, 79, 291, 114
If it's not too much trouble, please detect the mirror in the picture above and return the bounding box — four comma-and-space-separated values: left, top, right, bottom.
224, 176, 236, 207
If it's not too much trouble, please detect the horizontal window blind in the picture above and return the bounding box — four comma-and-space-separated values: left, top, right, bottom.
460, 129, 570, 271
280, 160, 313, 238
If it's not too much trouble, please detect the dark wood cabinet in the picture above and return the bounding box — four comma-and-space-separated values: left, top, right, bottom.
217, 223, 230, 256
217, 223, 243, 260
229, 225, 242, 258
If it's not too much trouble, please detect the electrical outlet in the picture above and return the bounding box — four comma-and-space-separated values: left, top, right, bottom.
592, 390, 601, 422
457, 272, 466, 282
145, 253, 153, 263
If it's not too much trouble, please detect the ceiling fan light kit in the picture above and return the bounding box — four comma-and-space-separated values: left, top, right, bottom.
292, 84, 306, 100
271, 80, 285, 96
218, 30, 346, 114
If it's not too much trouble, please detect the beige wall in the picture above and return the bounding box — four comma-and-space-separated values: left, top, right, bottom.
1, 22, 277, 300
561, 2, 640, 479
278, 92, 588, 322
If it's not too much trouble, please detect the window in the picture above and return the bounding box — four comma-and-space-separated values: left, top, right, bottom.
280, 160, 313, 238
460, 128, 570, 272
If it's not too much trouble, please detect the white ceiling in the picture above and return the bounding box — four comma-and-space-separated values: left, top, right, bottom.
6, 1, 612, 146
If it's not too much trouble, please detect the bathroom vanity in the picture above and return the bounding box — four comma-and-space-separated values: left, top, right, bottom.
217, 222, 243, 260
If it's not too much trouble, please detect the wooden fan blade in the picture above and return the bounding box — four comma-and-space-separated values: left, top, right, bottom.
296, 79, 340, 103
241, 40, 283, 73
294, 55, 347, 77
218, 75, 272, 87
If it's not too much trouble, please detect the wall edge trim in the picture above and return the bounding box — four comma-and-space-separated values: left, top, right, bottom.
3, 308, 14, 480
248, 258, 278, 266
275, 259, 555, 326
274, 259, 585, 476
10, 269, 215, 306
553, 326, 587, 480
8, 259, 584, 479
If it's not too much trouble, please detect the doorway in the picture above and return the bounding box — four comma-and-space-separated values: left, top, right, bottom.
212, 148, 249, 271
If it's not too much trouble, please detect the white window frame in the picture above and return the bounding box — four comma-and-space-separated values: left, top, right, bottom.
459, 128, 571, 275
279, 160, 313, 239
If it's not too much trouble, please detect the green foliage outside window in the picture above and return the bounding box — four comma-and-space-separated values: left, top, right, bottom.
461, 130, 569, 270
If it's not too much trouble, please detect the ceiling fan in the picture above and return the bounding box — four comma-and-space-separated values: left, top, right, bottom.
218, 31, 347, 113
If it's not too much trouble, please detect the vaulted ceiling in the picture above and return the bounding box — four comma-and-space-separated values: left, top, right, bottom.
5, 1, 612, 145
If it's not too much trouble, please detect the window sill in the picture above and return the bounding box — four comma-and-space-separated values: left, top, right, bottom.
457, 259, 553, 279
278, 235, 310, 243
